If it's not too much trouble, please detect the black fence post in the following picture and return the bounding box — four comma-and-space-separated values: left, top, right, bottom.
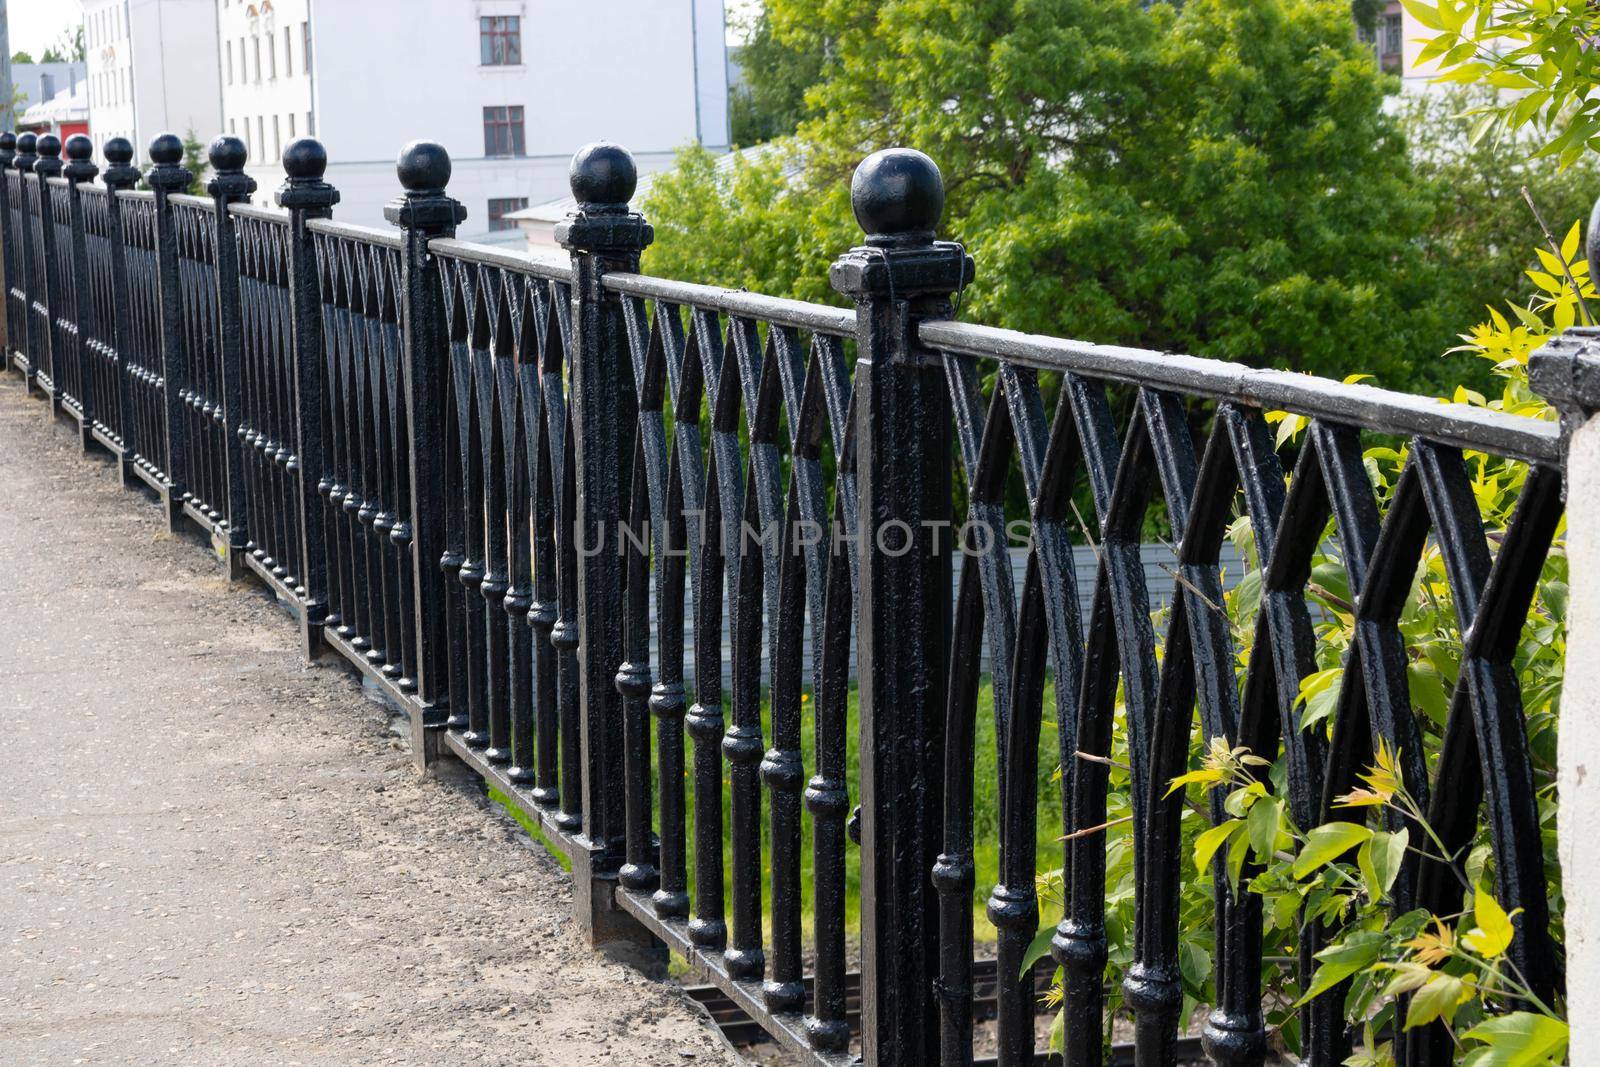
554, 142, 662, 958
13, 132, 37, 391
385, 141, 465, 771
206, 136, 257, 580
831, 149, 971, 1067
147, 133, 193, 532
0, 131, 15, 371
33, 133, 62, 414
62, 134, 98, 452
101, 137, 141, 486
276, 137, 339, 660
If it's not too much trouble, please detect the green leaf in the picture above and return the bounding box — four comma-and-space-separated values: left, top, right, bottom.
1247, 795, 1284, 861
1020, 922, 1055, 979
1294, 822, 1373, 879
1194, 820, 1240, 875
1405, 972, 1474, 1029
1462, 885, 1516, 959
1294, 930, 1386, 1007
1460, 1011, 1568, 1066
1357, 828, 1408, 903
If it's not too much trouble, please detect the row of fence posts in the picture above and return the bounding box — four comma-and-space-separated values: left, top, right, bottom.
0, 127, 986, 1064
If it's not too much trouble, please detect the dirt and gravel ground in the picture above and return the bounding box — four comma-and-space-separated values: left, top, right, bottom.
0, 374, 741, 1065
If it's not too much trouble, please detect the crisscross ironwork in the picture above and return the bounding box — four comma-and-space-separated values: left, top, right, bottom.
0, 132, 1571, 1067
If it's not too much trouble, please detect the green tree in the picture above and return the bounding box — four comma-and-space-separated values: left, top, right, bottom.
728, 7, 827, 145
1404, 85, 1600, 381
1406, 0, 1600, 167
39, 26, 85, 65
650, 0, 1458, 389
10, 50, 34, 65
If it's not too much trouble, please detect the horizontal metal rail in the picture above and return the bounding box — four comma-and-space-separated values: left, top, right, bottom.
920, 318, 1562, 464
427, 236, 572, 281
305, 215, 403, 250
604, 270, 856, 336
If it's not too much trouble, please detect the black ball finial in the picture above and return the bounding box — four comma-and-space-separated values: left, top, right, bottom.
148, 132, 184, 166
65, 134, 93, 162
568, 142, 637, 210
16, 132, 36, 155
208, 134, 247, 174
36, 133, 61, 159
104, 137, 134, 165
0, 132, 15, 152
396, 140, 451, 194
850, 148, 945, 244
283, 138, 327, 181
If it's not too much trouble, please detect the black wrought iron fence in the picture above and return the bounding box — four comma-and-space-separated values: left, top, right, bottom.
0, 127, 1572, 1067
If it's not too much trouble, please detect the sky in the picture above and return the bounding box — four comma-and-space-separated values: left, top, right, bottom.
8, 0, 83, 61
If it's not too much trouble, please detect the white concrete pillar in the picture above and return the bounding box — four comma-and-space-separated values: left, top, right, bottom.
1560, 412, 1600, 1061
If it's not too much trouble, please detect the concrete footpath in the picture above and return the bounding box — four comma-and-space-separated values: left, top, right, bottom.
0, 374, 739, 1065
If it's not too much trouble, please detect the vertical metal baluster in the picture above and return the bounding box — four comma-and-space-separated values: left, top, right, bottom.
529, 280, 565, 807
552, 379, 584, 833
439, 266, 470, 732
618, 435, 658, 893
382, 250, 418, 693
319, 239, 353, 648
356, 252, 388, 667
804, 331, 857, 1055
648, 298, 692, 920
505, 280, 538, 785
481, 279, 513, 763
761, 323, 820, 1019
349, 247, 379, 654
457, 274, 489, 747
385, 141, 466, 766
684, 305, 727, 956
277, 140, 337, 656
370, 266, 403, 683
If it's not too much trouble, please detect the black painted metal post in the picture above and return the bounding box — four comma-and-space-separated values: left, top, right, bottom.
554, 142, 661, 956
831, 149, 969, 1067
33, 134, 62, 412
62, 135, 98, 451
147, 133, 193, 531
14, 132, 37, 390
385, 141, 465, 771
277, 138, 339, 659
207, 136, 256, 580
0, 132, 15, 370
101, 138, 141, 485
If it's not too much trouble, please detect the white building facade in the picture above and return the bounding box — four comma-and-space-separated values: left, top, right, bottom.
83, 0, 224, 164
217, 0, 730, 240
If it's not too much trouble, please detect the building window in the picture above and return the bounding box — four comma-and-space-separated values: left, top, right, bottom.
287, 112, 296, 139
267, 35, 277, 78
253, 36, 262, 82
284, 26, 293, 76
487, 197, 529, 232
257, 116, 265, 160
307, 111, 315, 136
482, 106, 525, 157
303, 22, 312, 69
479, 16, 522, 65
272, 115, 281, 160
1383, 13, 1402, 55
226, 41, 234, 84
